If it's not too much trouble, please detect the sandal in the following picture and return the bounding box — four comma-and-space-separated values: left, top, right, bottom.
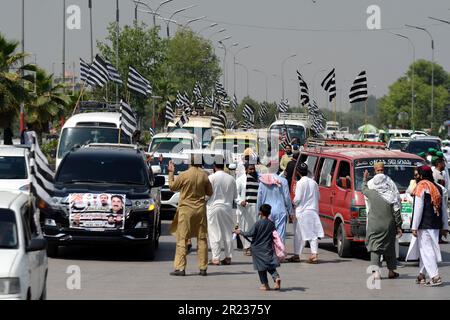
416, 274, 426, 285
287, 255, 301, 263
220, 258, 231, 265
388, 271, 400, 279
425, 276, 443, 287
274, 278, 281, 290
208, 259, 220, 266
244, 248, 252, 256
307, 255, 318, 264
259, 284, 270, 291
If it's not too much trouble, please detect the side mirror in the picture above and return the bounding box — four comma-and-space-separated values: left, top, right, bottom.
153, 175, 165, 188
26, 238, 47, 252
228, 163, 237, 170
151, 165, 162, 175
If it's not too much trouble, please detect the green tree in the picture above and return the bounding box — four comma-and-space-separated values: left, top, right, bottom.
25, 67, 70, 140
0, 34, 32, 143
165, 29, 221, 95
378, 60, 449, 133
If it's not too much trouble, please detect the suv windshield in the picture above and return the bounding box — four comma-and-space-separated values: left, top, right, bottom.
151, 157, 188, 175
389, 140, 408, 150
354, 158, 423, 192
58, 127, 131, 159
405, 140, 441, 154
56, 152, 148, 186
0, 156, 27, 179
149, 138, 192, 153
0, 209, 18, 249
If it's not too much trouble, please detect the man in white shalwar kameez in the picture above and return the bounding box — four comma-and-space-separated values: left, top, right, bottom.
235, 163, 259, 256
406, 165, 448, 286
290, 162, 324, 263
207, 161, 238, 265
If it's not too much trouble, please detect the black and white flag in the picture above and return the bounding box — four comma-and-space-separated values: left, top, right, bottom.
297, 71, 310, 106
149, 127, 156, 137
321, 68, 336, 102
79, 58, 90, 83
241, 119, 254, 130
120, 100, 137, 137
127, 66, 152, 98
349, 70, 368, 104
258, 103, 268, 125
105, 60, 123, 85
307, 99, 320, 116
242, 103, 255, 121
193, 82, 203, 103
165, 101, 175, 123
29, 132, 54, 205
87, 54, 109, 88
278, 99, 289, 113
212, 110, 227, 136
176, 112, 189, 128
227, 120, 237, 130
215, 81, 227, 98
231, 94, 238, 112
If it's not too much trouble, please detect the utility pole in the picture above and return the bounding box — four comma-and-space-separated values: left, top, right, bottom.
116, 0, 120, 104
89, 0, 93, 62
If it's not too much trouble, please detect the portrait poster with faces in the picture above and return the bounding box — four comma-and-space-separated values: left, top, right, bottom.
69, 193, 126, 230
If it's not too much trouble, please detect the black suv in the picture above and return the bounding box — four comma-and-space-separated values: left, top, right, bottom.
41, 145, 164, 260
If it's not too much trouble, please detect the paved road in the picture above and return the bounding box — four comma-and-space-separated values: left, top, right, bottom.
47, 221, 450, 300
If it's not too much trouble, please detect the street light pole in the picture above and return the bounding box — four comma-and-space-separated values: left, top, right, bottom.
253, 69, 268, 102
116, 0, 120, 104
62, 0, 66, 90
236, 62, 249, 97
154, 0, 173, 27
134, 1, 156, 27
281, 54, 297, 100
184, 16, 206, 28
406, 24, 435, 131
198, 23, 218, 34
231, 45, 251, 96
20, 0, 25, 135
166, 5, 197, 37
389, 32, 415, 131
89, 0, 94, 61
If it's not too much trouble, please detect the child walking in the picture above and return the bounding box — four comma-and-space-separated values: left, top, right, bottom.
234, 204, 281, 291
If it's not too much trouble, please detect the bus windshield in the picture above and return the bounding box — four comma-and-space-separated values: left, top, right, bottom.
57, 127, 131, 159
269, 125, 306, 144
149, 138, 193, 153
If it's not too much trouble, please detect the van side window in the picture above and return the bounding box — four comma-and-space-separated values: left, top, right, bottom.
336, 161, 351, 189
305, 156, 318, 177
20, 205, 33, 247
318, 158, 337, 187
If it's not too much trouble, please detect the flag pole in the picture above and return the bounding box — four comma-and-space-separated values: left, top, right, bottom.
333, 96, 337, 123
72, 81, 86, 115
364, 99, 368, 137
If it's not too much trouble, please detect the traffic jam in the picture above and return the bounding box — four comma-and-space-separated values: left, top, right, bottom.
1, 98, 449, 299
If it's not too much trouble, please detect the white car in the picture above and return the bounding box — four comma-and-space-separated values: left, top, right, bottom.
0, 191, 48, 300
0, 146, 31, 192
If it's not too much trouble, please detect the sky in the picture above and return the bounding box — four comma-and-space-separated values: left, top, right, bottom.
0, 0, 449, 112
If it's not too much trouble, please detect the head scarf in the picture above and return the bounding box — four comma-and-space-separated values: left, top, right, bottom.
368, 174, 401, 212
414, 165, 442, 215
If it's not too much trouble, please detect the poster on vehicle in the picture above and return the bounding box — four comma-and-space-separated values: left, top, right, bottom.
69, 193, 126, 230
400, 193, 413, 231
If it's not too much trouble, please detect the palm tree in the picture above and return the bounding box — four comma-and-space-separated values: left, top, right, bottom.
25, 68, 70, 142
0, 34, 29, 144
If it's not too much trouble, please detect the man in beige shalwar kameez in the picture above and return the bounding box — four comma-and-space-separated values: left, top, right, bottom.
168, 156, 213, 276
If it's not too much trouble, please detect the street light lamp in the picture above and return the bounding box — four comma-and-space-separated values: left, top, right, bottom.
236, 62, 249, 97
299, 61, 312, 71
184, 16, 206, 28
281, 54, 297, 100
231, 45, 251, 96
166, 5, 197, 37
253, 69, 268, 102
428, 16, 450, 24
207, 28, 226, 40
198, 23, 218, 34
389, 31, 416, 130
405, 24, 435, 131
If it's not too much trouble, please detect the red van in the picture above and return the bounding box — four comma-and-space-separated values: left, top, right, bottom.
297, 144, 424, 257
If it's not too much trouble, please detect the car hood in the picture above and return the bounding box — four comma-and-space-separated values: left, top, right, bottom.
53, 184, 151, 198
0, 250, 19, 277
0, 179, 29, 191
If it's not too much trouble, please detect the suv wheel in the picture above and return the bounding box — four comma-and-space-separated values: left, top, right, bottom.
336, 223, 352, 258
47, 243, 59, 258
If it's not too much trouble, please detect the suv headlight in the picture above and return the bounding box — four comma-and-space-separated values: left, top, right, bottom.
0, 278, 20, 295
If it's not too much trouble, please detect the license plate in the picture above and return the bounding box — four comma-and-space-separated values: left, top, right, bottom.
82, 221, 105, 228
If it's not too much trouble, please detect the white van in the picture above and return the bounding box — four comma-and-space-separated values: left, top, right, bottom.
56, 112, 132, 169
148, 132, 200, 155
0, 191, 48, 300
